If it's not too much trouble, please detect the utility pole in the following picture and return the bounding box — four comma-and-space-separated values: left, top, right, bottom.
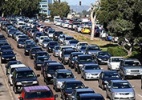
90, 0, 100, 40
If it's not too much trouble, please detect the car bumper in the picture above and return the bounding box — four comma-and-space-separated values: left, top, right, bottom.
85, 74, 99, 79
113, 96, 135, 100
16, 84, 38, 92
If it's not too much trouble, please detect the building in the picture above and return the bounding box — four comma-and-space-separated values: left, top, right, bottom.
39, 0, 52, 15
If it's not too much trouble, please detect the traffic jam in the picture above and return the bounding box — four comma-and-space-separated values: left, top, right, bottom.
0, 17, 141, 100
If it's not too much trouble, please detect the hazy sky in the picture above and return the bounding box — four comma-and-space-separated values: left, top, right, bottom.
61, 0, 95, 6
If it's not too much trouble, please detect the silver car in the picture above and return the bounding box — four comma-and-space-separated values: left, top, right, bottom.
53, 69, 75, 92
81, 64, 102, 80
53, 46, 60, 57
106, 80, 135, 100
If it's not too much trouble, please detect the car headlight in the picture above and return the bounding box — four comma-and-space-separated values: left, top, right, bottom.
33, 81, 38, 84
26, 50, 28, 52
88, 52, 92, 54
79, 64, 83, 67
113, 92, 119, 96
104, 81, 108, 84
72, 61, 74, 63
47, 74, 52, 77
85, 73, 91, 76
57, 81, 63, 87
16, 82, 22, 85
13, 57, 16, 59
1, 57, 4, 59
98, 58, 102, 61
129, 92, 134, 96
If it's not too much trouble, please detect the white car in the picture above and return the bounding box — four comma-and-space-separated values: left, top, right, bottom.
38, 36, 49, 46
107, 57, 123, 70
76, 42, 88, 50
7, 64, 27, 86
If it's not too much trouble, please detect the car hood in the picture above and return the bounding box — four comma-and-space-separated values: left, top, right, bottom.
57, 78, 75, 82
2, 55, 15, 58
98, 55, 110, 59
124, 66, 142, 70
111, 88, 134, 93
84, 70, 102, 74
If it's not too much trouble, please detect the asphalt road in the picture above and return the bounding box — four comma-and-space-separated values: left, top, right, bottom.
1, 23, 142, 100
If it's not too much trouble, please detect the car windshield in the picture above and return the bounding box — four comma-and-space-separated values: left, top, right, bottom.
79, 56, 93, 62
70, 41, 78, 44
1, 46, 11, 50
111, 58, 123, 62
55, 47, 59, 50
88, 46, 100, 50
64, 50, 74, 55
25, 91, 53, 99
84, 65, 100, 70
47, 65, 64, 72
18, 40, 25, 43
124, 61, 140, 66
49, 42, 58, 45
2, 51, 14, 55
98, 52, 110, 56
80, 97, 104, 100
66, 37, 73, 40
66, 82, 85, 89
57, 72, 74, 79
112, 82, 131, 89
77, 91, 94, 97
37, 53, 48, 56
79, 43, 88, 46
104, 72, 120, 79
16, 71, 36, 78
37, 57, 49, 62
80, 46, 86, 50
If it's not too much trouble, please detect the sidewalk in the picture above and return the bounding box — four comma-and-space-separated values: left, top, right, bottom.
0, 66, 12, 100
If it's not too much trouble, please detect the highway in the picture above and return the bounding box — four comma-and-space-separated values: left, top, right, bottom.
0, 23, 142, 100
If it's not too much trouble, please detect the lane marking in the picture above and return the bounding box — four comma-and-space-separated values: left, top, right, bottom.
137, 94, 142, 98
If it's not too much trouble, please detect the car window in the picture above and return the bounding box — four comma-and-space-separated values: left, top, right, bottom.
16, 71, 36, 78
84, 65, 100, 70
78, 56, 93, 62
124, 61, 140, 66
104, 72, 119, 79
57, 72, 74, 79
25, 91, 53, 99
112, 82, 131, 89
65, 83, 84, 89
111, 58, 123, 62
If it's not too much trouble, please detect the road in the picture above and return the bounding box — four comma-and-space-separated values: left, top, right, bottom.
0, 23, 142, 100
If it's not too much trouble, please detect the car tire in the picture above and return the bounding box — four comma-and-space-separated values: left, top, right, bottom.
13, 86, 18, 94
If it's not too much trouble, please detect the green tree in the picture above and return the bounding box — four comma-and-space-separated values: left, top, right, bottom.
98, 0, 142, 53
49, 1, 70, 18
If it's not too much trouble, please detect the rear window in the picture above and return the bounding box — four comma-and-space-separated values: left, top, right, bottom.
25, 91, 53, 99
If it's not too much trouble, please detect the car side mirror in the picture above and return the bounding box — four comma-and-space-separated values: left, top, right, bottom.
18, 97, 23, 100
37, 74, 40, 77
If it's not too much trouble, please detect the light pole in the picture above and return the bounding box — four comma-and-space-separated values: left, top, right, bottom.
20, 0, 22, 15
2, 0, 8, 17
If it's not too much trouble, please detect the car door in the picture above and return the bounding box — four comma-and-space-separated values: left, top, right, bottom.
106, 81, 112, 98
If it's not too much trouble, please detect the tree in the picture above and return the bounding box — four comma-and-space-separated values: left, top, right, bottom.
97, 0, 142, 54
49, 1, 70, 18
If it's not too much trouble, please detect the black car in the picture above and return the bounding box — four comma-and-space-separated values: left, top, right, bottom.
61, 48, 76, 65
98, 70, 122, 90
34, 51, 50, 60
5, 60, 22, 74
43, 62, 65, 84
74, 54, 97, 74
29, 46, 42, 59
53, 31, 63, 41
0, 45, 12, 54
34, 56, 51, 70
78, 93, 104, 100
61, 80, 86, 100
96, 51, 111, 64
17, 38, 27, 48
46, 41, 59, 53
1, 50, 16, 63
68, 52, 83, 68
24, 44, 37, 56
12, 67, 40, 93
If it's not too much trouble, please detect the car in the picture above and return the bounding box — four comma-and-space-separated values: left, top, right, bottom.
68, 52, 83, 68
18, 86, 58, 100
43, 62, 65, 85
47, 29, 55, 38
16, 34, 28, 42
29, 46, 42, 59
34, 51, 49, 60
96, 51, 111, 64
85, 44, 101, 56
107, 56, 123, 70
41, 38, 52, 48
77, 46, 87, 54
7, 64, 27, 86
76, 42, 88, 51
53, 45, 60, 57
34, 56, 51, 70
81, 64, 102, 80
119, 58, 142, 79
66, 39, 79, 48
7, 28, 17, 37
81, 27, 91, 34
0, 45, 12, 54
74, 54, 97, 74
53, 31, 63, 41
57, 34, 65, 44
24, 44, 37, 56
63, 36, 74, 45
78, 93, 105, 100
46, 41, 59, 53
53, 69, 75, 92
60, 80, 86, 100
61, 48, 76, 65
106, 80, 135, 100
12, 67, 40, 93
68, 88, 95, 100
1, 50, 16, 63
33, 31, 44, 42
98, 71, 122, 90
38, 36, 49, 46
17, 38, 27, 48
13, 31, 24, 40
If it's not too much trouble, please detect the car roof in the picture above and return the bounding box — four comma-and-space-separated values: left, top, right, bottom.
65, 80, 83, 83
75, 88, 94, 92
102, 70, 118, 73
83, 63, 99, 66
111, 80, 128, 83
79, 93, 103, 98
24, 86, 51, 93
10, 64, 26, 68
78, 54, 92, 57
48, 62, 62, 65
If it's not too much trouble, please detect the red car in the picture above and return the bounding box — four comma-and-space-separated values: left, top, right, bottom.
18, 86, 58, 100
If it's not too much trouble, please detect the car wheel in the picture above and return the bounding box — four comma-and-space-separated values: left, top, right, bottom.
13, 86, 18, 94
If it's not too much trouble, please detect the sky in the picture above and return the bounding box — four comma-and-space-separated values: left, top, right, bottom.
61, 0, 95, 6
